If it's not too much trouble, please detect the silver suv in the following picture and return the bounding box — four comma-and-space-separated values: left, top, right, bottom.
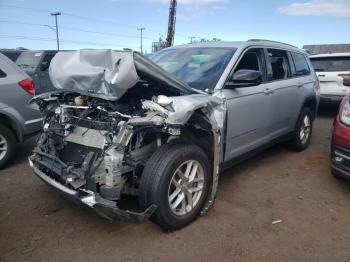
29, 40, 320, 230
0, 54, 42, 168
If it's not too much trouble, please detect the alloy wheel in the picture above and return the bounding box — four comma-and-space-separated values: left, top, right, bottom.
300, 115, 311, 144
168, 160, 205, 216
0, 134, 8, 161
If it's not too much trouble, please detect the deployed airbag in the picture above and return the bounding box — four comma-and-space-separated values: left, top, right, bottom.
49, 49, 139, 100
49, 49, 195, 101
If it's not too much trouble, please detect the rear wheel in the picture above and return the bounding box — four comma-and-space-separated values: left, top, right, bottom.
0, 125, 16, 169
139, 143, 211, 230
289, 107, 313, 151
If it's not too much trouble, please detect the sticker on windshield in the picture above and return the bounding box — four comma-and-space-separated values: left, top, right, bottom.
192, 55, 211, 63
34, 53, 42, 57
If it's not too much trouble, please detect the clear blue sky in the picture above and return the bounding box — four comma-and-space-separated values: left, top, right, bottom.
0, 0, 349, 52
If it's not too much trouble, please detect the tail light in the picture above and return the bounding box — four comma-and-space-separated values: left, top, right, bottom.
18, 79, 35, 95
339, 74, 350, 87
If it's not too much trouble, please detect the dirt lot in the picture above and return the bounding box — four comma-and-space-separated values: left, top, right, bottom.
1, 106, 350, 262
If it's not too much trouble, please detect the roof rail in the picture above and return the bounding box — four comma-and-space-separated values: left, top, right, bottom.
247, 39, 298, 49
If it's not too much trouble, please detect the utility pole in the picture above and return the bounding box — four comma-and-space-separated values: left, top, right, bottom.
189, 36, 195, 43
137, 27, 145, 54
51, 12, 61, 50
165, 0, 177, 48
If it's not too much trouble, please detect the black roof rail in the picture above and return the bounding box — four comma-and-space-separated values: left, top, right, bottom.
247, 39, 298, 49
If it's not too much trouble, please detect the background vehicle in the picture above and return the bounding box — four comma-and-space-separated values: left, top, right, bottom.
310, 53, 350, 104
331, 94, 350, 179
0, 53, 42, 168
29, 41, 319, 230
16, 50, 57, 94
0, 49, 25, 62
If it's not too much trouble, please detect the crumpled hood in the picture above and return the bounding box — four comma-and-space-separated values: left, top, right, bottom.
49, 49, 195, 101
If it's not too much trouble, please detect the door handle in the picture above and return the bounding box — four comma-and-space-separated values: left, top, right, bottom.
264, 88, 274, 95
296, 82, 303, 88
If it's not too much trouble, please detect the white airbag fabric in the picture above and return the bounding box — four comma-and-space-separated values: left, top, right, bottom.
49, 49, 139, 100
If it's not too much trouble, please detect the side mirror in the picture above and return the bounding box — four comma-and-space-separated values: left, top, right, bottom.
40, 61, 49, 71
226, 69, 263, 88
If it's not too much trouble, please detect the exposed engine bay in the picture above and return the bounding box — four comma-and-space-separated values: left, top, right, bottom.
33, 89, 183, 198
28, 50, 225, 224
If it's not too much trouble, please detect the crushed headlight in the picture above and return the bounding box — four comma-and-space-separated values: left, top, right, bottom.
340, 101, 350, 126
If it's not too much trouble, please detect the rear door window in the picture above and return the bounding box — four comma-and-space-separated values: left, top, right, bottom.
266, 49, 291, 81
310, 57, 350, 72
291, 52, 311, 76
16, 52, 42, 71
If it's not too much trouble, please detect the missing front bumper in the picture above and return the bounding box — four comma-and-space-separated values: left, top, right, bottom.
28, 157, 157, 224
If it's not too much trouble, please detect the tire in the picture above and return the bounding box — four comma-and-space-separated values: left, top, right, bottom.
139, 142, 211, 230
289, 107, 313, 151
0, 125, 17, 169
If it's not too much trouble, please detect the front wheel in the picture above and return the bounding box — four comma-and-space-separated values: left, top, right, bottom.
289, 107, 313, 151
139, 143, 211, 230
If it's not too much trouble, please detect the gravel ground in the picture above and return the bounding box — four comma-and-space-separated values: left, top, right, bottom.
1, 106, 350, 262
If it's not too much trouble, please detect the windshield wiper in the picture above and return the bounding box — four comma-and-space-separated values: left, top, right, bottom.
17, 63, 31, 68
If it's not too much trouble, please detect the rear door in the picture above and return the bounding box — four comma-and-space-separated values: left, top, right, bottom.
264, 49, 310, 136
310, 56, 350, 96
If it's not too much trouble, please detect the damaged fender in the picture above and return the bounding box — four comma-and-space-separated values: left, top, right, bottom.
143, 93, 226, 214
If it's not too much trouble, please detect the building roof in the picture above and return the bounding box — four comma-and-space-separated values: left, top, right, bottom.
303, 44, 350, 55
310, 53, 350, 58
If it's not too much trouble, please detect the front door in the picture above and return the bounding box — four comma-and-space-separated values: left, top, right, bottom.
222, 48, 274, 162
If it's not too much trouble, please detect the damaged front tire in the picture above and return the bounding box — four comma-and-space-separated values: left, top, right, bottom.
139, 143, 211, 230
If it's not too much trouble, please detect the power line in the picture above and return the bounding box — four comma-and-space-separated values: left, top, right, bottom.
0, 20, 155, 40
0, 34, 140, 49
0, 4, 195, 39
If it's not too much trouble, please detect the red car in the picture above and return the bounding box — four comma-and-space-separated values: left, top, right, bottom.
332, 94, 350, 178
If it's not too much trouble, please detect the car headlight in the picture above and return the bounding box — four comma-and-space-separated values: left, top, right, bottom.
340, 101, 350, 126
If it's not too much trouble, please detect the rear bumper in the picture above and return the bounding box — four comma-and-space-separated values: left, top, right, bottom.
28, 157, 157, 224
320, 94, 344, 104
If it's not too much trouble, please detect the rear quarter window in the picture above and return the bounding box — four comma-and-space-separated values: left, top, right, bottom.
291, 52, 311, 76
310, 57, 350, 72
0, 69, 6, 78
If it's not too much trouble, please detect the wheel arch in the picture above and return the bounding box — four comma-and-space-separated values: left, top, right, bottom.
302, 95, 318, 120
179, 110, 215, 162
0, 112, 23, 142
177, 108, 220, 215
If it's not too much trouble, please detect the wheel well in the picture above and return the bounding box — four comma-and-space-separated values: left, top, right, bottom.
179, 111, 214, 162
0, 114, 21, 142
303, 97, 317, 120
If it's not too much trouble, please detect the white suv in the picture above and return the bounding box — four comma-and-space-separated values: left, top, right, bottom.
310, 53, 350, 103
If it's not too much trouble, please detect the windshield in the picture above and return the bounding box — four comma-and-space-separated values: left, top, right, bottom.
150, 47, 235, 91
16, 52, 42, 71
310, 57, 350, 72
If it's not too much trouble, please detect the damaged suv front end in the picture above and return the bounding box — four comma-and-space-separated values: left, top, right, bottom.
29, 49, 231, 228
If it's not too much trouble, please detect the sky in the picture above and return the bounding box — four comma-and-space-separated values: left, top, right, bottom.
0, 0, 349, 52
